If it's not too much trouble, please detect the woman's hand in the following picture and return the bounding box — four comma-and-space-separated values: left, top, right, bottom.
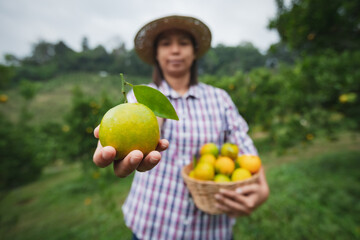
214, 167, 270, 218
92, 125, 169, 178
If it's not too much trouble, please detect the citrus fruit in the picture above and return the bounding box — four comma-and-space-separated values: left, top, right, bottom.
193, 162, 215, 181
198, 153, 216, 166
99, 103, 160, 160
220, 142, 239, 160
189, 170, 196, 179
214, 174, 231, 183
200, 143, 219, 157
231, 168, 252, 181
215, 156, 235, 176
236, 155, 262, 174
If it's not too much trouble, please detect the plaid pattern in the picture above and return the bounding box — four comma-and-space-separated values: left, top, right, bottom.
122, 81, 258, 240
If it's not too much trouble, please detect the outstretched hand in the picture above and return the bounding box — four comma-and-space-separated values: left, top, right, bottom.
92, 125, 169, 177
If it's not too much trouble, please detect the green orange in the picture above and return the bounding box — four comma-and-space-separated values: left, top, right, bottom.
99, 103, 159, 160
220, 142, 239, 160
214, 174, 231, 183
200, 143, 219, 157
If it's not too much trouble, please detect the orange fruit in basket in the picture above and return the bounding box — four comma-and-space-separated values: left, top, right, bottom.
215, 156, 235, 176
236, 155, 262, 174
214, 174, 231, 183
194, 162, 215, 181
198, 153, 216, 166
231, 168, 252, 181
200, 143, 219, 157
220, 143, 239, 160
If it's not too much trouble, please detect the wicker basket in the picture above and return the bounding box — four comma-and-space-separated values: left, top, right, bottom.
181, 163, 259, 215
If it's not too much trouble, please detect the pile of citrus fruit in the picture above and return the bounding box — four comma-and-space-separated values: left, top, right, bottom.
189, 142, 261, 182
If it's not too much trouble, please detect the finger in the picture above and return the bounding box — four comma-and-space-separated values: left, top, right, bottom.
113, 150, 143, 178
215, 193, 251, 216
156, 139, 169, 152
94, 125, 100, 138
235, 184, 259, 196
136, 151, 161, 172
219, 187, 258, 210
93, 142, 116, 168
157, 117, 164, 129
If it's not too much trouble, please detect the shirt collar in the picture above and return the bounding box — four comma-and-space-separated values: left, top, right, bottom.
159, 80, 200, 99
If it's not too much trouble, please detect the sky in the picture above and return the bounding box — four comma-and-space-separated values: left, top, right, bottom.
0, 0, 280, 60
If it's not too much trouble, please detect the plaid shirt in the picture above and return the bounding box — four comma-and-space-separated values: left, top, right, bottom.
122, 80, 258, 240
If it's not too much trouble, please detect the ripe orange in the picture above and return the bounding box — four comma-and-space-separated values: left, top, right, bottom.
231, 168, 252, 181
194, 162, 215, 181
198, 153, 217, 166
236, 155, 262, 174
215, 156, 235, 176
99, 103, 160, 160
200, 143, 219, 157
220, 142, 239, 160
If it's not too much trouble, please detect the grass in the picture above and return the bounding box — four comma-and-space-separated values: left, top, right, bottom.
0, 164, 134, 240
234, 149, 360, 240
0, 133, 359, 240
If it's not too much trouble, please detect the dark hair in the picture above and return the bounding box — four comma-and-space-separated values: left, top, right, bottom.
152, 30, 199, 87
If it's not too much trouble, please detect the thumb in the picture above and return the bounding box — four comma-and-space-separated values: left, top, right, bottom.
94, 125, 100, 138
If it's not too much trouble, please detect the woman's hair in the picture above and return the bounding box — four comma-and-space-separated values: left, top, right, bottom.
152, 31, 199, 87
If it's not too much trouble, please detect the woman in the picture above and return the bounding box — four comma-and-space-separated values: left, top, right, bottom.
93, 15, 269, 240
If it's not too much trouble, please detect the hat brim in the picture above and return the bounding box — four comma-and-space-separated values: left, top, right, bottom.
134, 15, 212, 65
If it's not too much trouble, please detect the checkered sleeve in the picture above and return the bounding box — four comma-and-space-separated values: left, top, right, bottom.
222, 90, 258, 156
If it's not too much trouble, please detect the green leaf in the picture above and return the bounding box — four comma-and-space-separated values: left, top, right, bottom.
133, 85, 179, 120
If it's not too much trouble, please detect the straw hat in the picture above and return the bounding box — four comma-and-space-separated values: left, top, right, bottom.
134, 15, 212, 65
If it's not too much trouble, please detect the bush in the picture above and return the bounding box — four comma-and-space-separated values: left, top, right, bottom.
63, 86, 119, 171
0, 114, 43, 189
201, 50, 360, 152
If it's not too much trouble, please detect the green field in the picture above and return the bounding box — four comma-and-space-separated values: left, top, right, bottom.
1, 73, 359, 239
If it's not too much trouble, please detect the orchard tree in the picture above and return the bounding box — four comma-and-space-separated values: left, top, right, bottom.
269, 0, 360, 54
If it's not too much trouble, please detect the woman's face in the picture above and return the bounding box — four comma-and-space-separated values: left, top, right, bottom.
156, 29, 196, 78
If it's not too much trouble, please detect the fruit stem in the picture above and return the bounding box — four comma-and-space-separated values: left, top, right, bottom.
120, 73, 128, 103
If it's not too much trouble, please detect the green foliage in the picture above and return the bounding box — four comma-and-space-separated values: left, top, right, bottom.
0, 114, 36, 189
269, 0, 360, 54
201, 50, 360, 151
199, 42, 266, 75
0, 64, 15, 89
63, 86, 118, 171
19, 79, 41, 100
